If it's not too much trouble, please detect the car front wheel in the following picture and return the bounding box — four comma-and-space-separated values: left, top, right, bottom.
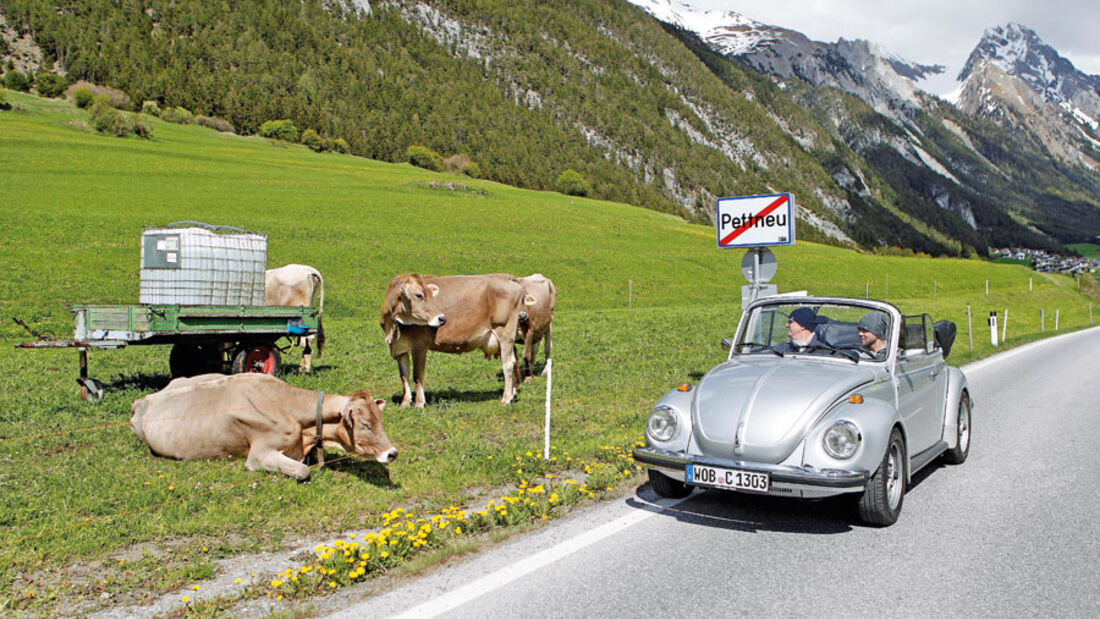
857, 427, 906, 526
648, 469, 692, 499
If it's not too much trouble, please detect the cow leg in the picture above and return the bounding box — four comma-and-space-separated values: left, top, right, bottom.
412, 345, 429, 408
300, 335, 313, 374
522, 331, 535, 383
396, 353, 413, 407
246, 445, 311, 480
498, 328, 518, 405
541, 325, 552, 376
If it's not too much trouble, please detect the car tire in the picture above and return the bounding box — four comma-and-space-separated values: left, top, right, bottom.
942, 393, 971, 465
648, 469, 692, 499
857, 427, 906, 527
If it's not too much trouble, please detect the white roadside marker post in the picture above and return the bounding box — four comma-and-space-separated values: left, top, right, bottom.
989, 311, 998, 347
1002, 309, 1008, 343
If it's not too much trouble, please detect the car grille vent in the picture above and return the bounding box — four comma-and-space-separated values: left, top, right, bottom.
769, 486, 793, 494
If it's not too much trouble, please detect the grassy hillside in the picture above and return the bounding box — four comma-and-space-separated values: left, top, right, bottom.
1, 92, 1097, 615
1068, 242, 1100, 259
9, 0, 1097, 258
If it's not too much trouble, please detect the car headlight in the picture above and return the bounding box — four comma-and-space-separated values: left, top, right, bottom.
823, 420, 861, 459
647, 406, 679, 442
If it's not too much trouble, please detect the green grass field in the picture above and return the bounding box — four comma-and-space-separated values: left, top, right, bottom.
1068, 242, 1100, 259
2, 91, 1098, 614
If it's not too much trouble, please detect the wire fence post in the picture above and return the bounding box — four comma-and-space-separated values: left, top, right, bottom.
543, 358, 553, 460
865, 282, 869, 299
1055, 309, 1060, 331
967, 305, 973, 351
985, 279, 989, 296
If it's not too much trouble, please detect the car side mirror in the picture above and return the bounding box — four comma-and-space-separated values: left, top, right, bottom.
721, 338, 733, 350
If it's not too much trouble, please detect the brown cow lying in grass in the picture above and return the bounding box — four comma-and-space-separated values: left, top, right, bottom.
130, 373, 396, 480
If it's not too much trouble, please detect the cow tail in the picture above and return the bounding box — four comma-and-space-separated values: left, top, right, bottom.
313, 271, 325, 359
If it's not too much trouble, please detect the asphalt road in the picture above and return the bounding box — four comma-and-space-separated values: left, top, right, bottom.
329, 325, 1100, 619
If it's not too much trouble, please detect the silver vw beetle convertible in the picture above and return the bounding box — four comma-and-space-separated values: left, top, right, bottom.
633, 296, 971, 526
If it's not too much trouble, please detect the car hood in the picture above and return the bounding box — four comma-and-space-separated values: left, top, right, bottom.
692, 359, 875, 463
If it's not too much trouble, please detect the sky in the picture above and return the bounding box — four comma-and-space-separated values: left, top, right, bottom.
688, 0, 1100, 96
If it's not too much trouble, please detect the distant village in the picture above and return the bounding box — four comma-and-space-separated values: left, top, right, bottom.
992, 248, 1099, 275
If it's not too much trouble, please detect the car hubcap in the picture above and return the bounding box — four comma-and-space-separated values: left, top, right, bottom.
958, 402, 971, 453
886, 442, 903, 509
246, 347, 275, 373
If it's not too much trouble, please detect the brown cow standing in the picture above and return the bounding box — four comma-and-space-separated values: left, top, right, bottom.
517, 274, 555, 382
381, 274, 525, 408
130, 373, 396, 480
265, 264, 325, 373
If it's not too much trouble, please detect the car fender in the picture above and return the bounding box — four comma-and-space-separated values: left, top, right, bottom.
644, 388, 694, 453
941, 366, 971, 450
802, 397, 906, 479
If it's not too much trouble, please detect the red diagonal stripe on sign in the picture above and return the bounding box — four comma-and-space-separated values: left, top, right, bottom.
720, 195, 788, 245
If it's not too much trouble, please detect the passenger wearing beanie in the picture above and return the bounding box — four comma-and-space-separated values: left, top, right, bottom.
776, 307, 825, 354
858, 312, 889, 359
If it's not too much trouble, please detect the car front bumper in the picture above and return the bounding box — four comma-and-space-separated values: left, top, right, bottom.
633, 446, 868, 497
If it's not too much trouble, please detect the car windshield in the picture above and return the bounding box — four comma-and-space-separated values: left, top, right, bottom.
734, 302, 892, 361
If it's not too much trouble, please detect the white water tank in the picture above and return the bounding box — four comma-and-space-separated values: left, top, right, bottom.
139, 223, 267, 305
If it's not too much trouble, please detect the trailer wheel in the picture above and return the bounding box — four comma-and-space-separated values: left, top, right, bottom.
232, 345, 282, 375
169, 344, 219, 378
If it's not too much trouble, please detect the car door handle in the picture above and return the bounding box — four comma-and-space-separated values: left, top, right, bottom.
929, 369, 939, 380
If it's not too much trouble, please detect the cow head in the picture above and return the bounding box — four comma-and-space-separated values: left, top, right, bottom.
337, 390, 398, 463
381, 274, 447, 345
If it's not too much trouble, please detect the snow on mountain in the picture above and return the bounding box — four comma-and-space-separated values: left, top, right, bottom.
625, 0, 779, 56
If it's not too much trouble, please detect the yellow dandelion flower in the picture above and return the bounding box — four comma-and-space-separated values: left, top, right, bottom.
455, 526, 462, 534
191, 585, 200, 591
381, 551, 389, 558
182, 596, 190, 603
271, 580, 282, 588
277, 595, 283, 601
168, 485, 174, 491
329, 581, 337, 588
235, 578, 242, 584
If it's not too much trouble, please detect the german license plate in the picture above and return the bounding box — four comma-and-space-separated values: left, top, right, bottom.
687, 464, 769, 492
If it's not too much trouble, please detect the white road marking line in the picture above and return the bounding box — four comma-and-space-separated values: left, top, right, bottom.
385, 495, 687, 619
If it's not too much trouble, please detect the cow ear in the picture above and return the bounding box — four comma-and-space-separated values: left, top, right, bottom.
340, 407, 353, 429
427, 283, 439, 296
374, 398, 386, 410
524, 294, 537, 306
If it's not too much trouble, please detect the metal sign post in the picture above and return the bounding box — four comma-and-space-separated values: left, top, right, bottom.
740, 248, 778, 308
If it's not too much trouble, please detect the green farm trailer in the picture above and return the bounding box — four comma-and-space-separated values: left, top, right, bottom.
16, 303, 320, 400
